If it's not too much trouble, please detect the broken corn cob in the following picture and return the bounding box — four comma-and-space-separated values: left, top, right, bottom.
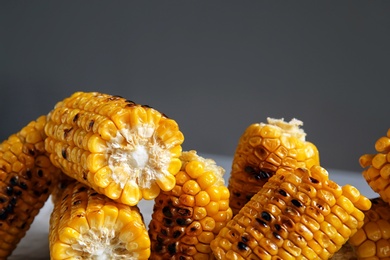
0, 115, 60, 258
360, 128, 390, 204
44, 91, 184, 206
212, 166, 371, 260
148, 150, 233, 259
49, 180, 150, 259
228, 118, 320, 215
344, 197, 390, 259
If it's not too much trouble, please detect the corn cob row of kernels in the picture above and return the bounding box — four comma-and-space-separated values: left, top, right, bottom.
212, 165, 371, 260
228, 118, 320, 215
49, 179, 150, 259
360, 129, 390, 204
44, 91, 184, 206
0, 115, 61, 258
148, 150, 233, 259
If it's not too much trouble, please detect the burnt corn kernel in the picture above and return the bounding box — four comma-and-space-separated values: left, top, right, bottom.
0, 115, 61, 258
149, 151, 232, 259
211, 166, 371, 260
228, 118, 320, 216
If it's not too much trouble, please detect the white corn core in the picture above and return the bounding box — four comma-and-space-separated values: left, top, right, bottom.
262, 117, 306, 141
106, 125, 171, 189
71, 228, 136, 259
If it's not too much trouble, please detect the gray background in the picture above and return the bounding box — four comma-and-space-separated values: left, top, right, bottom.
1, 1, 389, 173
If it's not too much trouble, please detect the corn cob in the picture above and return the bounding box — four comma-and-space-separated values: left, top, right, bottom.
211, 166, 371, 260
44, 91, 184, 206
228, 117, 320, 215
360, 128, 390, 204
49, 179, 150, 259
0, 115, 61, 258
148, 150, 233, 259
335, 197, 390, 260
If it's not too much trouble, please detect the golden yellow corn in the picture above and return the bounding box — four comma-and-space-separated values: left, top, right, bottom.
0, 115, 61, 258
148, 150, 233, 259
334, 197, 390, 260
360, 128, 390, 204
228, 118, 320, 215
211, 166, 371, 260
44, 91, 184, 206
49, 180, 150, 259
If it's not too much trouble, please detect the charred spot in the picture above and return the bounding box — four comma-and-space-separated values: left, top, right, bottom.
19, 182, 28, 190
161, 113, 169, 118
154, 242, 163, 253
37, 170, 43, 177
20, 222, 26, 229
76, 186, 87, 193
309, 177, 319, 184
88, 120, 95, 131
241, 236, 249, 243
233, 192, 241, 198
33, 190, 42, 197
73, 113, 80, 123
10, 197, 17, 205
0, 209, 7, 220
176, 218, 190, 226
63, 128, 73, 138
245, 194, 252, 200
73, 200, 82, 206
141, 104, 152, 108
273, 232, 282, 240
161, 229, 168, 236
245, 166, 257, 174
6, 186, 13, 196
163, 218, 173, 227
10, 176, 19, 186
259, 170, 272, 179
90, 192, 98, 196
177, 208, 192, 217
163, 206, 173, 218
278, 189, 288, 197
261, 211, 272, 222
173, 230, 182, 238
280, 217, 294, 229
28, 149, 35, 156
167, 242, 177, 255
62, 194, 69, 201
0, 197, 7, 203
255, 218, 267, 227
237, 241, 248, 251
62, 149, 67, 159
6, 204, 14, 214
26, 170, 32, 179
291, 199, 302, 208
14, 189, 22, 196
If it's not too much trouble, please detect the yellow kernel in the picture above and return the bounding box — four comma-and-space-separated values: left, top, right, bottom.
200, 216, 215, 231
195, 191, 210, 207
168, 158, 182, 175
218, 200, 230, 211
185, 160, 205, 179
197, 171, 217, 190
120, 181, 142, 206
219, 186, 230, 200
364, 221, 382, 242
194, 207, 207, 220
205, 201, 219, 216
156, 173, 176, 192
206, 186, 221, 201
179, 194, 195, 207
182, 180, 201, 195
176, 171, 190, 186
357, 240, 376, 258
198, 231, 215, 244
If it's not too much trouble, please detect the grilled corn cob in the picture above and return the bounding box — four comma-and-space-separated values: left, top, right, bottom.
336, 197, 390, 260
44, 91, 184, 206
148, 150, 233, 259
211, 166, 371, 260
360, 128, 390, 204
0, 115, 60, 258
49, 179, 150, 259
228, 117, 320, 215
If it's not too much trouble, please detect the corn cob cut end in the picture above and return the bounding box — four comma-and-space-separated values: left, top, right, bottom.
50, 181, 150, 260
228, 117, 320, 215
44, 91, 185, 206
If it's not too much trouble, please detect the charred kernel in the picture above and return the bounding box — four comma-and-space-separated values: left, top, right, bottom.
6, 186, 13, 195
163, 206, 173, 217
19, 182, 28, 190
309, 177, 319, 184
0, 209, 7, 220
261, 211, 272, 221
37, 169, 43, 177
163, 218, 173, 227
274, 224, 281, 231
62, 149, 67, 159
245, 166, 256, 174
256, 218, 268, 227
10, 197, 17, 205
176, 218, 190, 226
88, 120, 95, 130
76, 186, 87, 193
173, 230, 182, 238
259, 170, 272, 179
14, 189, 22, 196
0, 197, 7, 203
278, 189, 288, 197
291, 199, 303, 208
167, 242, 177, 255
273, 232, 282, 240
26, 170, 32, 179
73, 113, 80, 122
73, 200, 82, 206
177, 208, 192, 217
10, 176, 18, 186
237, 241, 249, 251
